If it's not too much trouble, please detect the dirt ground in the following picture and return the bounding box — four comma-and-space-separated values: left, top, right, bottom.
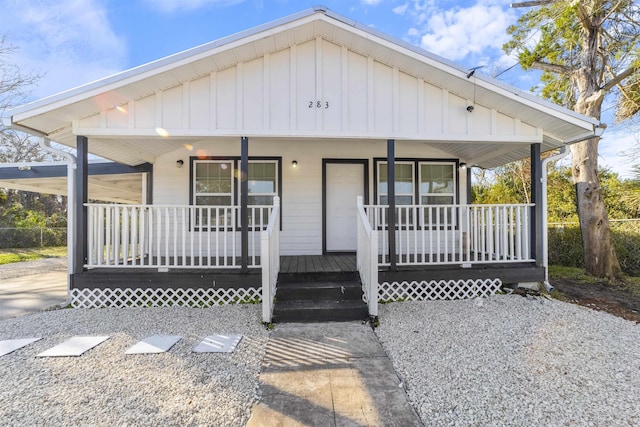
550, 279, 640, 323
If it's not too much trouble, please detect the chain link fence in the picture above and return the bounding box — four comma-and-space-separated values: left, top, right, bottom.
0, 228, 67, 249
548, 219, 640, 276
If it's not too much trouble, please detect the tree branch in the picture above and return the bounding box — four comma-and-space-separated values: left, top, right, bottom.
602, 65, 637, 92
530, 60, 572, 74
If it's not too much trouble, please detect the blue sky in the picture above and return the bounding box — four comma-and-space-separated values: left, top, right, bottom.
0, 0, 636, 177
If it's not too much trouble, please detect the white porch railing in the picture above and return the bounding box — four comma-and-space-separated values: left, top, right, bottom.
85, 203, 273, 269
364, 204, 534, 266
261, 196, 281, 323
356, 196, 378, 318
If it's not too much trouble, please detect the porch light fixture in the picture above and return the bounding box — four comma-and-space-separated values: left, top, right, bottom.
176, 160, 184, 168
292, 160, 298, 168
459, 163, 467, 169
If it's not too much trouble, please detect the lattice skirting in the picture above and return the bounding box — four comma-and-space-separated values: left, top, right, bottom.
377, 278, 502, 302
70, 287, 262, 308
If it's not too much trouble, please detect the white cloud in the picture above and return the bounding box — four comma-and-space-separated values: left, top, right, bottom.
419, 2, 515, 61
0, 0, 127, 99
392, 3, 409, 15
143, 0, 246, 13
599, 129, 639, 179
397, 0, 516, 67
362, 0, 384, 5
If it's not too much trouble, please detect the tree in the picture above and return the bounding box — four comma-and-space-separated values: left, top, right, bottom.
0, 36, 67, 233
505, 0, 640, 279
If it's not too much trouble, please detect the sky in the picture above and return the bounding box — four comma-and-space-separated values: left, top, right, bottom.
0, 0, 637, 177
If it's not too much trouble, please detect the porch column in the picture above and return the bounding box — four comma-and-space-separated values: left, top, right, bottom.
530, 143, 543, 267
241, 136, 249, 272
74, 135, 88, 277
466, 166, 473, 203
387, 139, 397, 270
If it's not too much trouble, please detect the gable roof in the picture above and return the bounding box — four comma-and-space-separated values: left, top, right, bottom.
4, 6, 599, 169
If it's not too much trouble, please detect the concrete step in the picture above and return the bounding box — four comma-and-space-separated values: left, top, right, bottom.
278, 271, 360, 284
272, 300, 369, 323
276, 281, 363, 301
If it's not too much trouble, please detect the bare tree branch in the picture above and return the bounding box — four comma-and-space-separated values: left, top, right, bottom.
530, 60, 572, 74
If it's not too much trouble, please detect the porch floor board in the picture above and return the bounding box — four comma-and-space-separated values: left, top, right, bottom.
279, 255, 356, 274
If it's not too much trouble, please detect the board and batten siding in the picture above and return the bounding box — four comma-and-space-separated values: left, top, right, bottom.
154, 139, 464, 256
75, 38, 541, 141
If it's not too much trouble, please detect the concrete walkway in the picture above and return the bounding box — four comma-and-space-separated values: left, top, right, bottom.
0, 271, 67, 320
248, 322, 422, 427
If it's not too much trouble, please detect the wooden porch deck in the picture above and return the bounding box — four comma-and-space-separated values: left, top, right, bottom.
280, 255, 356, 274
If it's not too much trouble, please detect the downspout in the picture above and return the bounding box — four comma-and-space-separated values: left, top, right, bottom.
541, 145, 569, 292
39, 138, 77, 306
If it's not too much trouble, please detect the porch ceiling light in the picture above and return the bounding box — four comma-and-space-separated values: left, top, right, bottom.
292, 160, 298, 168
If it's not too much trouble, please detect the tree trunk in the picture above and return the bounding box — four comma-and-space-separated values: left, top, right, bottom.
570, 139, 621, 279
569, 12, 622, 280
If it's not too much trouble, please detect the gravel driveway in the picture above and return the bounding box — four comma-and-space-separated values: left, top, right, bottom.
376, 295, 640, 426
0, 306, 268, 426
2, 292, 639, 425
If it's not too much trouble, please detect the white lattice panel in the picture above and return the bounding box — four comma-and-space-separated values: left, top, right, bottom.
70, 287, 261, 308
377, 278, 502, 302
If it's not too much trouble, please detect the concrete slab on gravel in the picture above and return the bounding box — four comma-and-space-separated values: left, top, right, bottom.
37, 336, 110, 357
0, 337, 42, 356
125, 335, 182, 354
193, 334, 242, 353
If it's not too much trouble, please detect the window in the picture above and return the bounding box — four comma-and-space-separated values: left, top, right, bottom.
191, 158, 281, 229
419, 163, 456, 205
375, 159, 458, 228
377, 162, 414, 205
194, 160, 234, 206
247, 161, 278, 206
419, 162, 456, 225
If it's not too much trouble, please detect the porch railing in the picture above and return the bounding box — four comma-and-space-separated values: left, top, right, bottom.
85, 203, 273, 269
356, 196, 378, 318
364, 204, 534, 266
261, 196, 281, 323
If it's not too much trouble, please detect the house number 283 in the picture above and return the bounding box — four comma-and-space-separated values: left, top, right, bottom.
309, 101, 329, 109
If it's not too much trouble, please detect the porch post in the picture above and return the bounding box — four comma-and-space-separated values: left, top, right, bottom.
531, 143, 543, 267
241, 136, 249, 272
466, 166, 473, 203
74, 135, 88, 276
387, 139, 397, 270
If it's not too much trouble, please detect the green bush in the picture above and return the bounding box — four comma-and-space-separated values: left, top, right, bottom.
548, 221, 640, 275
0, 228, 67, 249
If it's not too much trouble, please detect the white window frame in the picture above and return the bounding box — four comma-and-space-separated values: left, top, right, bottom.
377, 161, 415, 205
418, 161, 456, 205
193, 160, 235, 206
245, 160, 279, 206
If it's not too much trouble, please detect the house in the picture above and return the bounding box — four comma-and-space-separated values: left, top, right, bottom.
1, 7, 600, 322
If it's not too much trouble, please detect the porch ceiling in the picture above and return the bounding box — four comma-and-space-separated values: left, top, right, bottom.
6, 7, 597, 169
0, 173, 145, 204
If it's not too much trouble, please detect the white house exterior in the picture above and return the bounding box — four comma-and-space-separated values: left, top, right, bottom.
2, 7, 600, 321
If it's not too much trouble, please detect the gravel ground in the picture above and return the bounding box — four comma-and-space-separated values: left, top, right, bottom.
0, 257, 66, 280
0, 306, 268, 426
376, 295, 640, 426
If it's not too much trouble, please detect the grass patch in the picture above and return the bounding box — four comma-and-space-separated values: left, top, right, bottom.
549, 264, 640, 296
548, 265, 602, 284
0, 246, 67, 265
